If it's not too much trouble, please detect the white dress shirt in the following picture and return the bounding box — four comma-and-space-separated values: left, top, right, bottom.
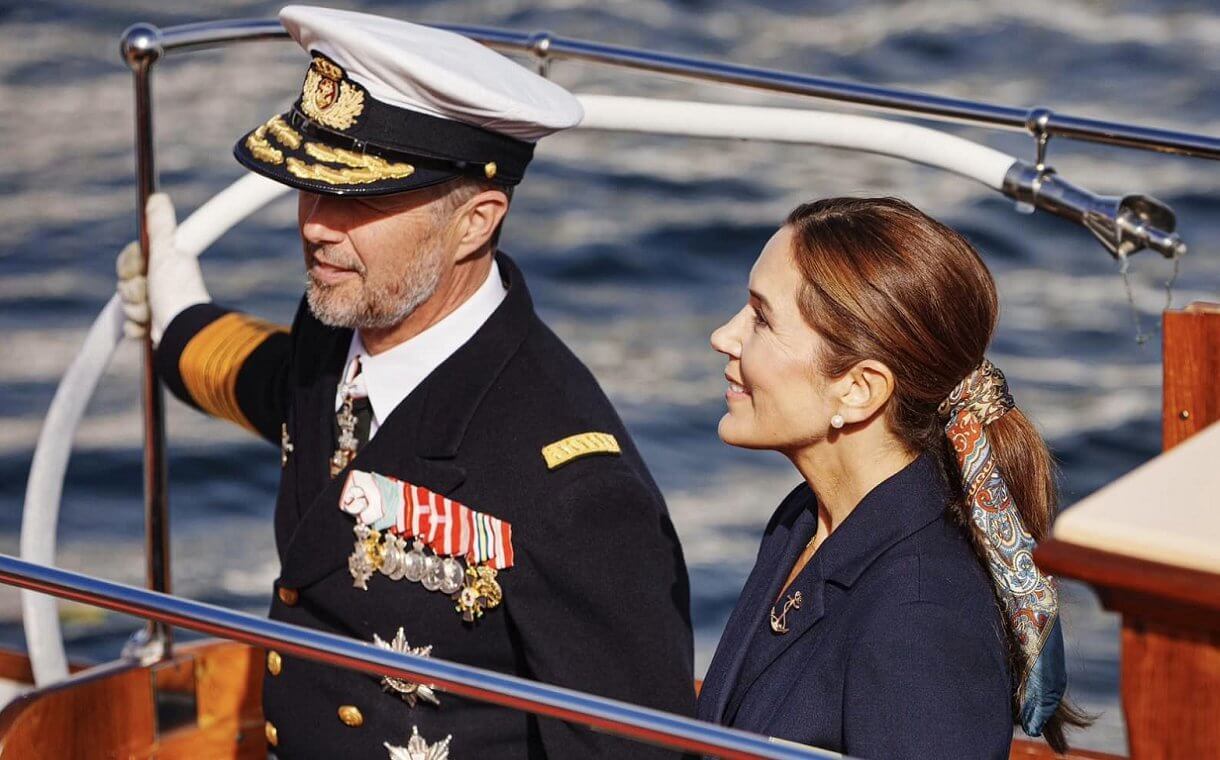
334, 259, 507, 439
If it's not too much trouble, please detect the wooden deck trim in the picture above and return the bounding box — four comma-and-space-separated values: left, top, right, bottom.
0, 647, 89, 685
1162, 303, 1220, 450
1036, 539, 1220, 625
1010, 738, 1125, 759
0, 640, 264, 759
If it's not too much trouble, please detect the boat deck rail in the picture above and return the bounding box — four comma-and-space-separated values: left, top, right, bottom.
123, 18, 1220, 161
0, 554, 841, 760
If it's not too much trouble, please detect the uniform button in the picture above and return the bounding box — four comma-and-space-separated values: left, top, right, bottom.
277, 586, 299, 606
338, 705, 364, 727
266, 650, 282, 676
264, 720, 279, 746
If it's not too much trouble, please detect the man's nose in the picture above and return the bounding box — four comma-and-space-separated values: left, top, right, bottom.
299, 194, 348, 245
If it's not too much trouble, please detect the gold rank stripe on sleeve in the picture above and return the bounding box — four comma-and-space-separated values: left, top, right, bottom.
541, 432, 622, 470
178, 312, 287, 434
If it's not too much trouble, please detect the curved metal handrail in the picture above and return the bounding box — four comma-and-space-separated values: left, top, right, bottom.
0, 554, 840, 760
121, 18, 1220, 161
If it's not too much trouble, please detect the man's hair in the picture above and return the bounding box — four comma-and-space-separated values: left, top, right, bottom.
432, 178, 514, 251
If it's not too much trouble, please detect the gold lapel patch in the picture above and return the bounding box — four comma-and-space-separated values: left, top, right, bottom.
542, 432, 621, 470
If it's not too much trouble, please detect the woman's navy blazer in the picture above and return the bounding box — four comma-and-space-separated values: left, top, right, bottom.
697, 453, 1014, 759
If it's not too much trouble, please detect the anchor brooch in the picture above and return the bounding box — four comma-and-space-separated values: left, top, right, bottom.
769, 590, 803, 635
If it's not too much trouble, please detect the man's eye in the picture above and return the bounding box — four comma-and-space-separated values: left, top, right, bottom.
355, 198, 389, 213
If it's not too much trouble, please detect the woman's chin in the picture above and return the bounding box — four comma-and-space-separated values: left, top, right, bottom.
717, 414, 763, 449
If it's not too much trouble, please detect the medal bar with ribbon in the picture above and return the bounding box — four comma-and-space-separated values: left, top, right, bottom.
340, 471, 514, 621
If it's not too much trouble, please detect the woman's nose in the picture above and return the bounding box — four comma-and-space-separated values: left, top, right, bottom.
710, 314, 742, 358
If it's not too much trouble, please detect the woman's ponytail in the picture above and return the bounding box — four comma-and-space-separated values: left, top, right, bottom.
978, 408, 1093, 752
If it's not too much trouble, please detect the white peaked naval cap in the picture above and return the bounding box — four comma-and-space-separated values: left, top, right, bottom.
233, 5, 584, 195
280, 5, 584, 142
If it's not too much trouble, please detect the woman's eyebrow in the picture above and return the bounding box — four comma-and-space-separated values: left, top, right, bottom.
748, 289, 772, 313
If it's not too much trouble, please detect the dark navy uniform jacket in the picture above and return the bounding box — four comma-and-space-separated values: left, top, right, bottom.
696, 453, 1013, 759
156, 253, 695, 758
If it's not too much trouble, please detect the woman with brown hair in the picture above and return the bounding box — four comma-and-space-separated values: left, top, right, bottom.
696, 197, 1086, 757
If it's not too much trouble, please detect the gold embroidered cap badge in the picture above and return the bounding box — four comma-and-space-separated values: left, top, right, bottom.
301, 55, 365, 131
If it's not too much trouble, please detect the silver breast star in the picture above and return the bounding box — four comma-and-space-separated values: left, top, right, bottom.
373, 627, 440, 707
384, 726, 452, 760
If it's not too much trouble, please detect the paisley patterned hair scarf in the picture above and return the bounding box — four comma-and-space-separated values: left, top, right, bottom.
937, 359, 1067, 736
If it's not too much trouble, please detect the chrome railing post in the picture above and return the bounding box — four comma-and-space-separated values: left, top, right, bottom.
120, 23, 172, 664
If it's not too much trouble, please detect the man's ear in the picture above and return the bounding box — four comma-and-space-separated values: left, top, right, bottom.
836, 359, 896, 425
453, 189, 509, 260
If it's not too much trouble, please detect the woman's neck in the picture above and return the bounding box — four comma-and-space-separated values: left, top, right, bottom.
788, 429, 917, 536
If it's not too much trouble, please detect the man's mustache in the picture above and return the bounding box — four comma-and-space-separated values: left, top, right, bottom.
309, 246, 367, 275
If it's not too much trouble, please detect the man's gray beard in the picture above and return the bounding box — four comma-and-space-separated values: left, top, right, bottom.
306, 244, 446, 330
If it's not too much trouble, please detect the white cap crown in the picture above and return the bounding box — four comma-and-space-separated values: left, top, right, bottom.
280, 5, 584, 143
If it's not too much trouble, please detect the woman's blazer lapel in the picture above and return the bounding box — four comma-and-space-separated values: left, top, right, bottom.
719, 454, 953, 729
699, 485, 814, 724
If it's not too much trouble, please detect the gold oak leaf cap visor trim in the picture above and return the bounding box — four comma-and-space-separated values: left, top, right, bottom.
233, 103, 532, 197
232, 3, 587, 196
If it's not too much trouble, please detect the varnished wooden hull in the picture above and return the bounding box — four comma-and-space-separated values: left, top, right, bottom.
0, 640, 263, 759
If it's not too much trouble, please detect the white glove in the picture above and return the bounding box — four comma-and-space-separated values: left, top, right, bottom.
115, 193, 211, 344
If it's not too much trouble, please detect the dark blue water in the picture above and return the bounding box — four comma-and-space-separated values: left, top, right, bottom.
3, 1, 1219, 751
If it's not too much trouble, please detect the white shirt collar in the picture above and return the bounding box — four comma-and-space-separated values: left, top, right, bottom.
336, 258, 507, 437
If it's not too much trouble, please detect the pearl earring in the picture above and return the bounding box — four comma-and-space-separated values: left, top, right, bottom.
830, 414, 845, 429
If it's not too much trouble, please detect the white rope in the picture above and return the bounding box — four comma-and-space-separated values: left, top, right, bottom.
20, 296, 125, 685
20, 173, 289, 686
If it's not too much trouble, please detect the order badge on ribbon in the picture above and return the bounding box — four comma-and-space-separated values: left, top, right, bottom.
340, 470, 514, 621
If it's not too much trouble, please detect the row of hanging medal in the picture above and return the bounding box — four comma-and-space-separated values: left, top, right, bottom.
342, 470, 514, 622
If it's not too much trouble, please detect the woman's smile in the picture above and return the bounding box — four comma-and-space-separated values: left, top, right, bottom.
725, 373, 751, 400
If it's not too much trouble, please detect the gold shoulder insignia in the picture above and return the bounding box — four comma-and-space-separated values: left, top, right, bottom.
542, 432, 621, 470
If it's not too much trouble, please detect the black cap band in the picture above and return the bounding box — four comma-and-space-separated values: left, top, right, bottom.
234, 51, 544, 195
283, 107, 531, 186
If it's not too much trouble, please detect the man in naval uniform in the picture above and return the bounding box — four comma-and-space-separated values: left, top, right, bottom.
116, 7, 694, 758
